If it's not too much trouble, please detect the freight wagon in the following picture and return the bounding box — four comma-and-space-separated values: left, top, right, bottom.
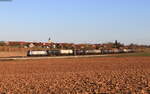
59, 50, 73, 55
123, 49, 135, 53
85, 50, 101, 55
76, 50, 85, 55
47, 50, 60, 56
27, 50, 48, 56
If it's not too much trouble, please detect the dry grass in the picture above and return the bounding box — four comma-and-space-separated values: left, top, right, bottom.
0, 57, 150, 94
0, 46, 49, 57
0, 46, 27, 57
0, 51, 26, 57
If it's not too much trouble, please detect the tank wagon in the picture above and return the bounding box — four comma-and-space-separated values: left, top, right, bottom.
27, 48, 135, 57
76, 50, 85, 55
123, 49, 135, 53
85, 50, 101, 55
27, 51, 48, 56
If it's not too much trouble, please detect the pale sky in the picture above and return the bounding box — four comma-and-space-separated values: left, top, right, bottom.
0, 0, 150, 45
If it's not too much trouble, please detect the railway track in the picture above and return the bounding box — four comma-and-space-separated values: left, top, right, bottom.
0, 55, 108, 61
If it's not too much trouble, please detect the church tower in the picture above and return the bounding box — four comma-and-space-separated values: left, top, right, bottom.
48, 37, 52, 43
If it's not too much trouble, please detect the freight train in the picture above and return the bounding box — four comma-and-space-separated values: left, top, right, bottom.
27, 49, 135, 56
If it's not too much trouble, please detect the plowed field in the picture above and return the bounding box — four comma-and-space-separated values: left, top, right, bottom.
0, 57, 150, 94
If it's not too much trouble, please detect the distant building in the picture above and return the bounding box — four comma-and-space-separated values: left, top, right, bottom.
29, 43, 35, 48
52, 44, 56, 49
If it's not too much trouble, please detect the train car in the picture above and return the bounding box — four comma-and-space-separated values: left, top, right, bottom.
85, 50, 101, 55
123, 49, 131, 53
118, 49, 124, 53
113, 49, 120, 53
127, 49, 135, 53
107, 49, 113, 54
47, 49, 74, 56
101, 49, 110, 54
59, 50, 73, 55
27, 50, 48, 56
75, 50, 85, 55
47, 50, 60, 56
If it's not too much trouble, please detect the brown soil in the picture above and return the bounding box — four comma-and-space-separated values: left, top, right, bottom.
0, 57, 150, 94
